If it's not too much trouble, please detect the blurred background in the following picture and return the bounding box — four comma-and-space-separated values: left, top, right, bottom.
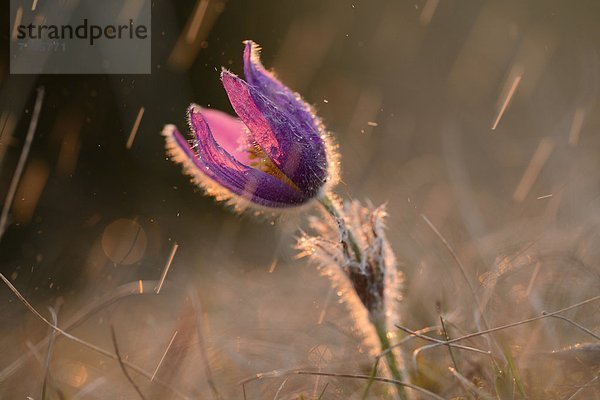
1, 0, 600, 398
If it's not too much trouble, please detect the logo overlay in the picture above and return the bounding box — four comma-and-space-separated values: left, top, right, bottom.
10, 0, 151, 74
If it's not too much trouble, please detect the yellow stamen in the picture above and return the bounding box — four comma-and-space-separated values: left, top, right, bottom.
247, 140, 300, 192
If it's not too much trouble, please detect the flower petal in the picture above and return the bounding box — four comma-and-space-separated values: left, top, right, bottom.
221, 70, 328, 198
195, 107, 251, 165
243, 41, 324, 133
162, 107, 309, 208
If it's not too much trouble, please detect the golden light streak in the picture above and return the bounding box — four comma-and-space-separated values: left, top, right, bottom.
117, 0, 145, 24
138, 279, 143, 294
151, 330, 179, 381
419, 0, 439, 26
0, 112, 17, 162
567, 107, 585, 147
525, 261, 542, 297
168, 0, 222, 71
56, 129, 81, 176
31, 0, 39, 11
12, 7, 23, 40
126, 106, 145, 149
0, 87, 44, 240
12, 159, 50, 224
491, 74, 522, 130
186, 0, 210, 44
156, 243, 178, 293
513, 137, 555, 202
267, 258, 278, 273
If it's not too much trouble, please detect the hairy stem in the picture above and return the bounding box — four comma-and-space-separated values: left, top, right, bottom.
318, 194, 407, 399
375, 320, 408, 400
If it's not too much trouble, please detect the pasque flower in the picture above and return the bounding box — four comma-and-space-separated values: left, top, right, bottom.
164, 40, 408, 399
163, 40, 337, 209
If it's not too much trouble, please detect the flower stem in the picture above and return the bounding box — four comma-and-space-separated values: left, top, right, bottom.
374, 320, 408, 400
318, 194, 407, 400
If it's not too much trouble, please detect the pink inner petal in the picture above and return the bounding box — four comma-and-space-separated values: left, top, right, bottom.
220, 72, 283, 162
197, 107, 251, 165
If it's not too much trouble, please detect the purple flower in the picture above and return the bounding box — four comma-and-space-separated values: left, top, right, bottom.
163, 41, 337, 209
